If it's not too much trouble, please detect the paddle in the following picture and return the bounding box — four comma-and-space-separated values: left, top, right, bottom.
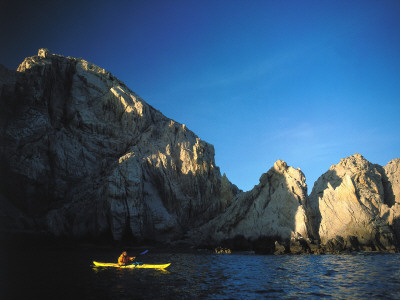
132, 250, 149, 266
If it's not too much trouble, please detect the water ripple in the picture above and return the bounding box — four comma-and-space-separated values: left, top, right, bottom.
3, 247, 400, 299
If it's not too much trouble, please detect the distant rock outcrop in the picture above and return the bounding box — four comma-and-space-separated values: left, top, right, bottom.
306, 154, 400, 252
190, 160, 310, 250
0, 49, 239, 241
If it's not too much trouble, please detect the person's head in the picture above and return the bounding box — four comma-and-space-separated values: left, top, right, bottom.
122, 251, 127, 256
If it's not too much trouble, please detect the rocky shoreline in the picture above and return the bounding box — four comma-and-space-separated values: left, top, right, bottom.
3, 230, 397, 255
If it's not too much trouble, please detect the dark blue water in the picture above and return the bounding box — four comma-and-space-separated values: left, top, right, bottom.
2, 245, 400, 299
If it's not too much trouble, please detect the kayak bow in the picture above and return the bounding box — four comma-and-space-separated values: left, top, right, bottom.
93, 261, 171, 269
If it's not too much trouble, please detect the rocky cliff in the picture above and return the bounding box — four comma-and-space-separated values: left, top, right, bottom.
190, 160, 310, 248
0, 49, 239, 241
306, 154, 400, 252
1, 50, 399, 253
191, 154, 400, 254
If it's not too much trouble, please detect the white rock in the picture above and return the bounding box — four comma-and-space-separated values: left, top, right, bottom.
307, 154, 399, 250
0, 49, 239, 241
191, 160, 310, 245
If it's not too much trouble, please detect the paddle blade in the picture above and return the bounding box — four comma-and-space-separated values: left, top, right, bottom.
139, 250, 149, 255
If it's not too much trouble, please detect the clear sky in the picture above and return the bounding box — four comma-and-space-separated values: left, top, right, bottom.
1, 0, 399, 192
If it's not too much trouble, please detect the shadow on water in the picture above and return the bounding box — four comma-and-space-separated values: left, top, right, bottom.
2, 241, 400, 299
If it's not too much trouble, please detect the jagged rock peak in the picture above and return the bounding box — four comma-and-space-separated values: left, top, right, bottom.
333, 153, 371, 171
269, 159, 305, 186
306, 153, 400, 251
385, 158, 400, 173
388, 158, 400, 165
38, 48, 50, 58
0, 48, 240, 241
17, 48, 116, 84
190, 160, 309, 246
273, 159, 288, 171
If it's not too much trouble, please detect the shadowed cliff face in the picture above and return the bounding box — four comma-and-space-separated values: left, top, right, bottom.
1, 50, 399, 252
0, 49, 239, 241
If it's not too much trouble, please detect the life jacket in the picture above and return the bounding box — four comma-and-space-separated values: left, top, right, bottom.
118, 253, 131, 265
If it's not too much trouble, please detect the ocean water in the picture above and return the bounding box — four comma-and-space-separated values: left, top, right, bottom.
2, 244, 400, 299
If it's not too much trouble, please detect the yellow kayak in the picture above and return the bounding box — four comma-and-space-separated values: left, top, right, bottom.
93, 261, 171, 269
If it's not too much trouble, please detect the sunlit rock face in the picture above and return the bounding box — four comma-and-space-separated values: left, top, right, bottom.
383, 158, 400, 205
2, 49, 399, 252
306, 154, 400, 251
190, 160, 310, 245
0, 49, 239, 241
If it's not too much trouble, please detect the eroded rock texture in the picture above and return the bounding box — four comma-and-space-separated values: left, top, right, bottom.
306, 154, 400, 251
1, 49, 399, 252
0, 49, 239, 241
190, 160, 310, 247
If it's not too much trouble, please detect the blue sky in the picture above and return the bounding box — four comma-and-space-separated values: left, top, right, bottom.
1, 0, 399, 192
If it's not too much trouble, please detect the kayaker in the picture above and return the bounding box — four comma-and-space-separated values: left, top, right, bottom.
118, 251, 136, 266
